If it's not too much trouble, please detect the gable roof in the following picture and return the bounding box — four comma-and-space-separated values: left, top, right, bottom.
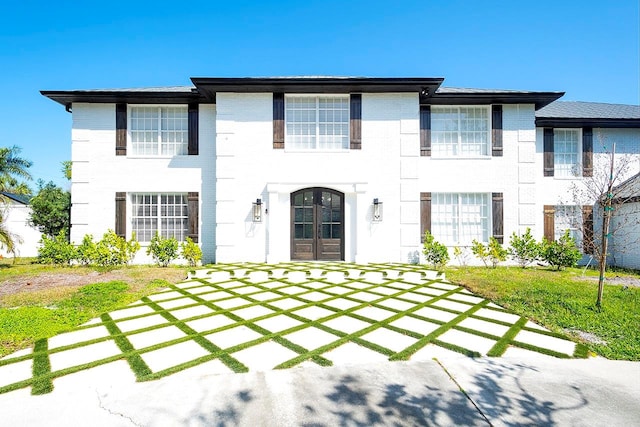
536, 101, 640, 128
1, 192, 30, 205
612, 172, 640, 203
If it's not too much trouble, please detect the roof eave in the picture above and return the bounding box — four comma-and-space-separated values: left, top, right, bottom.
428, 92, 564, 109
535, 117, 640, 128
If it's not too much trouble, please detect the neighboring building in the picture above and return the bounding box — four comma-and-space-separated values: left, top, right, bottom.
606, 173, 640, 270
0, 193, 42, 258
41, 77, 640, 265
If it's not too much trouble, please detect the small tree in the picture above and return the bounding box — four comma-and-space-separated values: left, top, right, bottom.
422, 231, 449, 269
472, 237, 507, 268
541, 230, 582, 270
29, 180, 71, 239
147, 233, 179, 267
181, 237, 202, 267
453, 246, 470, 267
508, 228, 540, 268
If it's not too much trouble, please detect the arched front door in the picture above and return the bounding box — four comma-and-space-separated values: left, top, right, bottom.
291, 188, 344, 261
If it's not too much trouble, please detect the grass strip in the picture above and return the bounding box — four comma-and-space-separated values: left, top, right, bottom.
101, 313, 152, 379
31, 338, 53, 395
141, 298, 249, 374
486, 317, 528, 357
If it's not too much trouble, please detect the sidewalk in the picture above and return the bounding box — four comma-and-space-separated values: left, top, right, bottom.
1, 353, 638, 426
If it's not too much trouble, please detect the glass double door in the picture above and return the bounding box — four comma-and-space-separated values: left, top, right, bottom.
291, 188, 344, 260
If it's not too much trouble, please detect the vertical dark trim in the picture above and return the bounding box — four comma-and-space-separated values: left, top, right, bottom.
115, 192, 126, 238
420, 105, 431, 156
187, 192, 199, 243
582, 127, 593, 177
543, 128, 554, 177
492, 193, 504, 244
273, 93, 285, 149
543, 205, 555, 241
491, 105, 503, 157
420, 192, 431, 242
116, 104, 127, 156
188, 103, 199, 155
582, 205, 594, 254
350, 94, 362, 150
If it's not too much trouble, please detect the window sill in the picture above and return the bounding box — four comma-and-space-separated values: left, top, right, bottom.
125, 155, 191, 159
429, 156, 492, 160
283, 149, 350, 154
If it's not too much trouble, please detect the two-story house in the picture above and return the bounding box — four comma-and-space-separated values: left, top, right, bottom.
41, 77, 640, 265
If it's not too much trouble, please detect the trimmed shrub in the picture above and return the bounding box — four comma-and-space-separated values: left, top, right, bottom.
542, 230, 582, 270
181, 237, 202, 267
422, 231, 449, 269
93, 230, 140, 267
38, 231, 76, 266
76, 234, 97, 266
453, 246, 470, 267
147, 233, 179, 267
472, 237, 507, 268
508, 228, 541, 268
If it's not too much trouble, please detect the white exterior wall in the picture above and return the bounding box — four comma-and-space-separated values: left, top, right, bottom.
70, 103, 217, 264
0, 201, 42, 258
215, 92, 414, 263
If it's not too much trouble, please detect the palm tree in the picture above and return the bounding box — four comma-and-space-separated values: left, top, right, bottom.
0, 146, 32, 261
0, 146, 32, 194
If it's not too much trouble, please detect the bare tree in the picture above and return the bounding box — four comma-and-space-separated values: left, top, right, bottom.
566, 140, 640, 309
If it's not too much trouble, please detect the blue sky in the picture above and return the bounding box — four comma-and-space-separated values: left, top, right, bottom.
1, 0, 638, 188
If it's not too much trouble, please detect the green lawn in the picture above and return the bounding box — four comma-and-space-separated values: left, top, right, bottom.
446, 266, 640, 361
0, 258, 188, 357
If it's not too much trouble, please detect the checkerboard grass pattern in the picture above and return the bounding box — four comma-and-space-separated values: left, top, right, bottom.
0, 262, 587, 395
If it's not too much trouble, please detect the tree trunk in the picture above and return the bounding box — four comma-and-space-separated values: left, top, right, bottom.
596, 144, 616, 309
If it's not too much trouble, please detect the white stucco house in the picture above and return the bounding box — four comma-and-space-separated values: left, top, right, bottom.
40, 77, 640, 266
0, 193, 42, 258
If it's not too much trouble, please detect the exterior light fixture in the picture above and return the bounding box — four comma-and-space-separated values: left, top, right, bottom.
252, 199, 262, 222
373, 198, 383, 222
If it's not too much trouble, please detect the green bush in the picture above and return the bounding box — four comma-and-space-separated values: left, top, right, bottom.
93, 230, 140, 267
147, 233, 179, 267
76, 234, 97, 266
542, 230, 582, 270
37, 231, 76, 266
508, 228, 541, 268
181, 237, 202, 267
472, 237, 507, 268
453, 246, 470, 266
422, 231, 449, 269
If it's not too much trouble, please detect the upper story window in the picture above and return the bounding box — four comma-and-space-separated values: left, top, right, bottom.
131, 193, 188, 242
129, 106, 188, 156
553, 129, 581, 177
431, 106, 490, 157
285, 96, 349, 150
431, 193, 490, 244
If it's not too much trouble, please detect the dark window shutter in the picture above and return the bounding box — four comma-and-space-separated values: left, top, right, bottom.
420, 192, 431, 242
350, 94, 362, 150
187, 192, 199, 243
273, 93, 285, 149
420, 105, 431, 156
543, 128, 554, 176
492, 192, 504, 243
491, 105, 503, 157
543, 205, 555, 241
582, 205, 594, 254
188, 103, 199, 155
116, 104, 127, 156
115, 192, 126, 238
582, 127, 593, 177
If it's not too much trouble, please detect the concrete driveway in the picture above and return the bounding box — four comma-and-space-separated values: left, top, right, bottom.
4, 263, 637, 425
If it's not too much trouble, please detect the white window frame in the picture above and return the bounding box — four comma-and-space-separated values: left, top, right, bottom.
554, 205, 582, 248
431, 106, 491, 158
432, 193, 491, 245
553, 128, 582, 178
130, 193, 189, 243
128, 105, 188, 157
284, 95, 350, 151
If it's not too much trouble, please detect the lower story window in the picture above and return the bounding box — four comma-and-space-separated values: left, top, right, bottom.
131, 194, 188, 242
554, 205, 582, 246
432, 193, 489, 244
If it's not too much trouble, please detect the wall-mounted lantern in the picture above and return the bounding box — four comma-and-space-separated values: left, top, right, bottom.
252, 199, 262, 222
373, 198, 383, 222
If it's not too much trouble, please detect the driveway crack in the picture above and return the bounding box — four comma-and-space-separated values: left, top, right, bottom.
95, 390, 143, 427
